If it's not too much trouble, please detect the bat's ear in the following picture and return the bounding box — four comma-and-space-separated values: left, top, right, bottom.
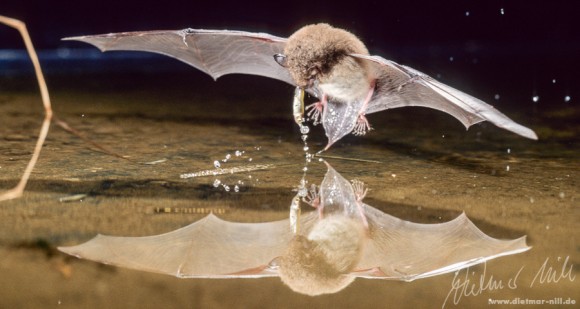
274, 54, 287, 67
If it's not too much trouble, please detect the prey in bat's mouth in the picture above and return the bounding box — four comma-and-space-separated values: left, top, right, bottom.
63, 23, 538, 150
274, 24, 377, 147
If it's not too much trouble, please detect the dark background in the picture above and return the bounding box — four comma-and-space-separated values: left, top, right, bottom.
1, 0, 579, 110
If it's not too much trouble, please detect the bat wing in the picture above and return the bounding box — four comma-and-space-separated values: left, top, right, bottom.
354, 206, 530, 281
59, 213, 314, 278
64, 29, 294, 84
351, 54, 537, 140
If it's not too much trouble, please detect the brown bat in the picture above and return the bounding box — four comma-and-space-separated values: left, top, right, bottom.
59, 162, 530, 296
64, 23, 537, 150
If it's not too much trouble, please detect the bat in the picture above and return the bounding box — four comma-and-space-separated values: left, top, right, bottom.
59, 162, 530, 296
64, 23, 538, 150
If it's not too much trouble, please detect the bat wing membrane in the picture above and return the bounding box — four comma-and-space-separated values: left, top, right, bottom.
58, 213, 299, 278
64, 29, 295, 84
355, 206, 530, 280
351, 54, 537, 140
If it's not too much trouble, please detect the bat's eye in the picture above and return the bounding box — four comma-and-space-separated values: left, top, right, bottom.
274, 54, 287, 67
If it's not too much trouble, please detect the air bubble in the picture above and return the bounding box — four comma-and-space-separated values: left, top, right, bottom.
532, 95, 539, 103
465, 11, 470, 16
449, 56, 454, 62
234, 185, 240, 192
213, 160, 221, 168
248, 158, 253, 162
235, 150, 243, 156
213, 179, 221, 187
300, 125, 310, 134
494, 94, 500, 100
500, 8, 505, 15
507, 148, 511, 154
223, 185, 230, 192
225, 154, 231, 160
564, 95, 571, 102
303, 146, 309, 151
552, 79, 556, 84
506, 165, 510, 172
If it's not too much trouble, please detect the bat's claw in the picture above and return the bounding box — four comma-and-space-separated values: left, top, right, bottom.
306, 102, 323, 125
351, 179, 368, 202
352, 114, 373, 136
303, 184, 320, 208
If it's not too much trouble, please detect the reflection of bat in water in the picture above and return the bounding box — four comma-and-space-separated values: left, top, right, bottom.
64, 23, 537, 150
59, 162, 530, 295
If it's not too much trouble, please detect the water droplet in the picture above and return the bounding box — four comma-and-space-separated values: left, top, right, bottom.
213, 179, 221, 187
465, 11, 470, 16
234, 185, 240, 192
559, 192, 565, 199
564, 95, 571, 102
494, 94, 500, 100
500, 7, 505, 15
235, 150, 242, 157
449, 56, 454, 62
532, 95, 539, 103
213, 160, 221, 168
300, 125, 310, 134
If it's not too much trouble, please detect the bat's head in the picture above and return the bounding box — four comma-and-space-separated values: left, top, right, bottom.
277, 215, 365, 295
281, 23, 369, 88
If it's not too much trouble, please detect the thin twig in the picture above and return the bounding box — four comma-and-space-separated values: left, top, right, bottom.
0, 15, 52, 201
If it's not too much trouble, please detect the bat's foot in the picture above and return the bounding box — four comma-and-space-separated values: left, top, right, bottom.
351, 179, 369, 229
352, 114, 373, 136
351, 179, 368, 202
306, 102, 323, 125
303, 184, 320, 208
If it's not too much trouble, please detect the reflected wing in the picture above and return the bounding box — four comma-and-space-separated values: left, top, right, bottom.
64, 29, 294, 84
355, 206, 530, 280
59, 213, 300, 278
351, 54, 537, 140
